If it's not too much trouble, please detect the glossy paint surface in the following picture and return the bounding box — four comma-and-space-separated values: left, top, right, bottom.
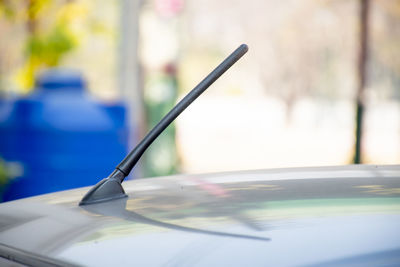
1, 165, 400, 266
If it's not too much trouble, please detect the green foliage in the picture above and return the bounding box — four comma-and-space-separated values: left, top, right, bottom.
0, 0, 85, 91
0, 158, 9, 200
26, 25, 76, 67
0, 159, 7, 186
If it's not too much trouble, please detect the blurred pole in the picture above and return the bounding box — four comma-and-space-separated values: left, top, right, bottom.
354, 0, 370, 164
119, 0, 144, 177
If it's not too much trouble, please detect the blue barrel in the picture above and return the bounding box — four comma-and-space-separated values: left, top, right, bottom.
0, 69, 129, 201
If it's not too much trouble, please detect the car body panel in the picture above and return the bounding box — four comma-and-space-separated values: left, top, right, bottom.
1, 165, 400, 266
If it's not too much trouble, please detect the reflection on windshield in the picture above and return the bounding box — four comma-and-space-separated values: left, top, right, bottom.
79, 174, 400, 244
82, 198, 270, 242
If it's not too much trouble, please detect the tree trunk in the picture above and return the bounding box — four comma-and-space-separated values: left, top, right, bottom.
354, 0, 370, 164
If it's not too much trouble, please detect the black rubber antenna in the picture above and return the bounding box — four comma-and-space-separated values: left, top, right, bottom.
79, 44, 248, 205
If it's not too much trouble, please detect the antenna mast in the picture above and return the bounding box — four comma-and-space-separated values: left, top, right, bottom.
80, 44, 248, 205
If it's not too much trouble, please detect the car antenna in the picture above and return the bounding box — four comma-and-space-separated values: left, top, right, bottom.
79, 44, 249, 206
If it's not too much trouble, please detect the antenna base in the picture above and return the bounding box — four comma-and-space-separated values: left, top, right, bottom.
79, 177, 127, 206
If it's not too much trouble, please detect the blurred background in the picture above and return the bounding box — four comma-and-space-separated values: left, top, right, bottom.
0, 0, 399, 201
